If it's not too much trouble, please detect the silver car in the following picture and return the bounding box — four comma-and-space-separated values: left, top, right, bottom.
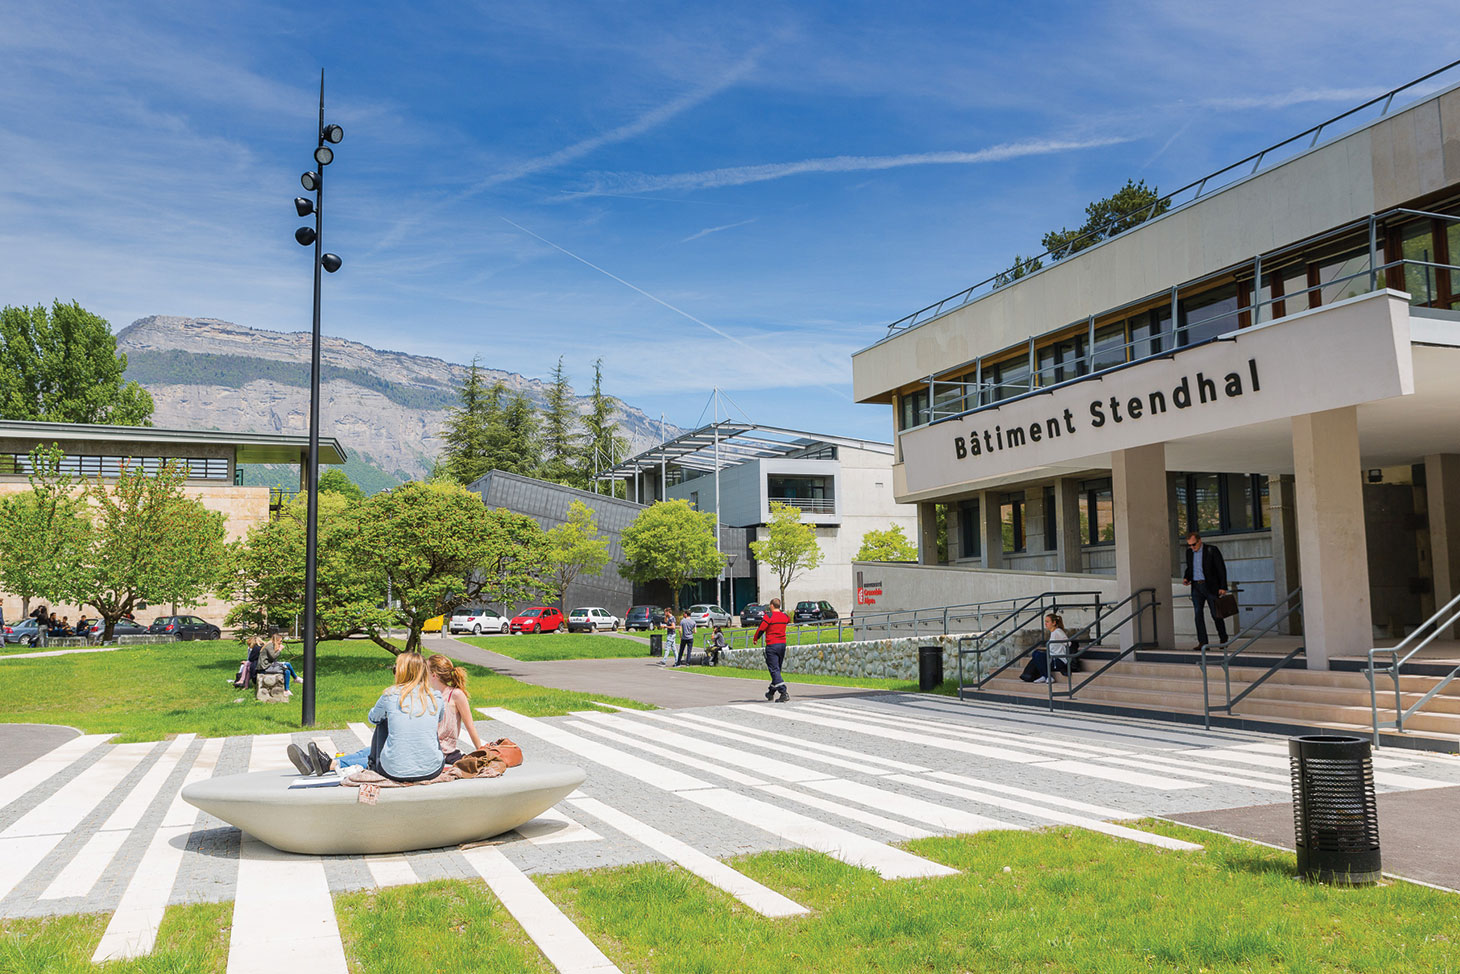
684, 604, 732, 628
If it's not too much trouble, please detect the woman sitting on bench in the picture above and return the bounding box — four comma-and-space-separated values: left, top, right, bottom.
289, 650, 443, 781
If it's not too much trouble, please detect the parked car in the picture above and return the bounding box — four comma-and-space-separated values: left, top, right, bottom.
422, 615, 445, 633
624, 605, 666, 631
684, 604, 732, 628
567, 607, 621, 632
509, 607, 564, 634
148, 615, 222, 640
3, 619, 41, 646
449, 606, 510, 635
738, 603, 769, 627
793, 600, 839, 624
84, 619, 149, 638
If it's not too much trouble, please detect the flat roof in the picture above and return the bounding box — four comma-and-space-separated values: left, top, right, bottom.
600, 422, 891, 479
0, 420, 348, 466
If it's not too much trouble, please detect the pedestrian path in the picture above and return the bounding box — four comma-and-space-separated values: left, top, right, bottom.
1, 694, 1456, 974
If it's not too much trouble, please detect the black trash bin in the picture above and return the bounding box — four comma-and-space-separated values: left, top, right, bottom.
1289, 735, 1382, 883
649, 633, 663, 657
918, 644, 943, 691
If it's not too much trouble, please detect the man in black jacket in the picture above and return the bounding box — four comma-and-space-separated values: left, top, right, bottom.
1183, 531, 1229, 649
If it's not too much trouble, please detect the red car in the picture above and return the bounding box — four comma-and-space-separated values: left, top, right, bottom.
509, 607, 564, 634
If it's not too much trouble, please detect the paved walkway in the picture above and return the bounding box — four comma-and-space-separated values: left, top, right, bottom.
424, 632, 880, 708
3, 695, 1458, 973
0, 723, 80, 777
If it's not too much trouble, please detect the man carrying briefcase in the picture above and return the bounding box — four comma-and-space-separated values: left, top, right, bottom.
1183, 531, 1232, 650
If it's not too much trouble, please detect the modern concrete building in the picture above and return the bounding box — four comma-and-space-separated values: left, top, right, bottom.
850, 73, 1460, 744
602, 423, 918, 613
0, 420, 347, 628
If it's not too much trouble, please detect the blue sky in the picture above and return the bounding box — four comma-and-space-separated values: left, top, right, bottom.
2, 1, 1458, 443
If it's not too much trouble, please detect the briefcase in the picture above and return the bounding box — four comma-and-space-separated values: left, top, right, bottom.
1215, 593, 1239, 619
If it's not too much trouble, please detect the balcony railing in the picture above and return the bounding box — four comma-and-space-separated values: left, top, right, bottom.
770, 496, 835, 515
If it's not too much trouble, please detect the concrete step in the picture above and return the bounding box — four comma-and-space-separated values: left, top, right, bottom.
1046, 669, 1460, 714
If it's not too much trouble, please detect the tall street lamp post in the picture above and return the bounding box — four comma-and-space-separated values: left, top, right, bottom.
292, 71, 344, 727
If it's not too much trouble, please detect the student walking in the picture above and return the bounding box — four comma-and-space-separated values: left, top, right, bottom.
677, 610, 696, 666
752, 598, 792, 702
1183, 531, 1230, 650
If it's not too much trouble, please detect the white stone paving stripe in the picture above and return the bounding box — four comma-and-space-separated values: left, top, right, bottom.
347, 722, 374, 746
887, 774, 1204, 852
573, 711, 834, 783
893, 696, 1233, 749
463, 843, 623, 974
93, 737, 224, 962
563, 718, 769, 786
363, 855, 418, 888
1099, 755, 1291, 793
742, 704, 1048, 765
0, 733, 114, 815
798, 778, 1020, 834
802, 701, 1133, 759
227, 837, 347, 974
0, 743, 151, 902
516, 806, 603, 846
566, 796, 807, 918
1229, 740, 1420, 770
480, 708, 711, 792
1186, 748, 1454, 790
634, 710, 917, 776
248, 734, 300, 774
755, 785, 935, 840
923, 771, 1133, 819
677, 788, 960, 881
0, 646, 123, 661
1029, 759, 1204, 791
482, 708, 955, 880
40, 734, 197, 900
667, 711, 932, 772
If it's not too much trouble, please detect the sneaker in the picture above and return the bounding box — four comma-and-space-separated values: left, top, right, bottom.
286, 743, 313, 775
306, 741, 333, 775
774, 688, 790, 703
1034, 676, 1050, 684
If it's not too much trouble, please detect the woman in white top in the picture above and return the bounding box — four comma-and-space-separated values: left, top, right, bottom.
1020, 612, 1071, 684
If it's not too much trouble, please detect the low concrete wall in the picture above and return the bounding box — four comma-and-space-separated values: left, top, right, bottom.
719, 630, 1041, 682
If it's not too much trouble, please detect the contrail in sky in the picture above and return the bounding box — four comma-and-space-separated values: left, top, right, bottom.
499, 217, 853, 401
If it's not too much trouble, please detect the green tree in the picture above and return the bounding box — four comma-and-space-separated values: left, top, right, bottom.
316, 468, 366, 502
543, 500, 610, 607
78, 460, 228, 640
354, 481, 546, 652
1040, 179, 1170, 260
580, 359, 627, 498
540, 357, 582, 487
0, 445, 91, 616
498, 391, 541, 477
218, 492, 394, 644
750, 501, 823, 607
619, 500, 722, 612
439, 358, 493, 485
0, 301, 154, 425
854, 523, 918, 562
993, 254, 1044, 289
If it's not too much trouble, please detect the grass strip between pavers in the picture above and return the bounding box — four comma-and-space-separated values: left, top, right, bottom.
0, 638, 652, 743
3, 824, 1457, 972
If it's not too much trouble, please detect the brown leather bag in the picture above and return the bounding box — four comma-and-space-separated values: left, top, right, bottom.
491, 737, 523, 767
453, 738, 523, 778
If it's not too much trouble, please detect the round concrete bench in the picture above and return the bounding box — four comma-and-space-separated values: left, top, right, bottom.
183, 762, 586, 855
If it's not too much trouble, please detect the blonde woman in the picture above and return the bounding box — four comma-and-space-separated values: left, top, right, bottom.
427, 654, 485, 764
289, 651, 443, 780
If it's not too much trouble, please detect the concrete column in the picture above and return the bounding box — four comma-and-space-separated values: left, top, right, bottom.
981, 491, 1004, 569
1111, 444, 1176, 650
1425, 454, 1460, 637
1054, 478, 1083, 573
1266, 474, 1302, 635
917, 502, 939, 565
1291, 407, 1371, 668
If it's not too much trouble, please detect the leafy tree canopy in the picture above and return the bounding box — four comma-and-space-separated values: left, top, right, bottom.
316, 467, 366, 502
1040, 179, 1170, 261
0, 301, 154, 425
543, 500, 610, 607
618, 500, 722, 612
0, 445, 90, 616
749, 501, 823, 607
854, 524, 918, 562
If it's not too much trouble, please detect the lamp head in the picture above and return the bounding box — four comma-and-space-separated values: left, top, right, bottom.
314, 145, 334, 166
322, 124, 344, 144
294, 226, 317, 246
294, 197, 314, 217
321, 253, 342, 273
301, 171, 319, 192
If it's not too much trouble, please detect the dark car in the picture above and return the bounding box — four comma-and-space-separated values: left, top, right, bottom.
624, 605, 665, 631
738, 603, 769, 627
86, 619, 149, 638
793, 600, 839, 624
148, 615, 222, 640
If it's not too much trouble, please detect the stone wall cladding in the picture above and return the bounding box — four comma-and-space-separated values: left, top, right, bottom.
719, 630, 1039, 681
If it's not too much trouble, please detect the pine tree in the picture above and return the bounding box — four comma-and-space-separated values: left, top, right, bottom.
541, 357, 582, 487
439, 358, 492, 485
579, 358, 627, 498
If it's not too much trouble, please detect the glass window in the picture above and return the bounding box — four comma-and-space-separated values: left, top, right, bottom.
1082, 479, 1114, 545
1317, 245, 1372, 306
1090, 322, 1127, 372
1129, 308, 1172, 361
931, 378, 966, 419
1043, 486, 1057, 550
1256, 475, 1270, 530
1180, 283, 1240, 345
1001, 493, 1025, 553
1399, 221, 1438, 307
990, 358, 1031, 403
1223, 474, 1254, 533
1036, 335, 1086, 387
958, 498, 980, 558
1189, 474, 1221, 535
898, 390, 929, 430
1177, 473, 1268, 535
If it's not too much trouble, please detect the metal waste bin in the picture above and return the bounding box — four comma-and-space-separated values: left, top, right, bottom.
649, 633, 663, 657
918, 644, 943, 691
1289, 735, 1382, 883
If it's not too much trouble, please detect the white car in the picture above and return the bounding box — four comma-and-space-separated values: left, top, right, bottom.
684, 604, 732, 628
449, 607, 510, 635
567, 607, 621, 632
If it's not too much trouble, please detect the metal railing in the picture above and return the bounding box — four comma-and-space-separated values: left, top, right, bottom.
1200, 586, 1305, 728
906, 206, 1460, 430
1367, 590, 1460, 744
952, 590, 1109, 694
768, 496, 835, 515
884, 59, 1460, 337
1038, 589, 1163, 711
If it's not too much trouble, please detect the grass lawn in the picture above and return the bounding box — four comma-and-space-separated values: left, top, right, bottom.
675, 663, 923, 692
691, 624, 860, 649
0, 638, 651, 743
5, 824, 1457, 972
458, 632, 653, 662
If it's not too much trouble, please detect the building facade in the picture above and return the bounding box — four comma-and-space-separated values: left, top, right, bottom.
852, 81, 1460, 668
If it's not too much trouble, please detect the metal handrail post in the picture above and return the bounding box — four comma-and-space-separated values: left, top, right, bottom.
1392, 650, 1404, 733
1201, 643, 1210, 729
1369, 215, 1379, 291
1367, 661, 1381, 745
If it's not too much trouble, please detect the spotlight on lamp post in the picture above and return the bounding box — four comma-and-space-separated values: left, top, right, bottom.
291, 70, 344, 728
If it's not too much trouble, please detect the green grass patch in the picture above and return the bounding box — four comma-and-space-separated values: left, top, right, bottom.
675, 663, 920, 691
458, 632, 652, 662
690, 624, 860, 649
0, 901, 230, 973
0, 638, 651, 743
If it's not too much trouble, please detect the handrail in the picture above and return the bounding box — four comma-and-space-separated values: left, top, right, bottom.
884, 60, 1460, 336
1199, 586, 1304, 728
1044, 589, 1160, 709
1366, 589, 1460, 743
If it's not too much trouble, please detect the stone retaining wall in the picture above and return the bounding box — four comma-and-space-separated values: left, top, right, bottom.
718, 630, 1042, 682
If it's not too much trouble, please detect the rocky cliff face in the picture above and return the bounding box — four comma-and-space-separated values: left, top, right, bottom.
118, 316, 676, 485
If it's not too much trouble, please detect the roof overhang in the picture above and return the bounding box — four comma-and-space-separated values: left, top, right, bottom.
0, 420, 348, 466
600, 422, 891, 479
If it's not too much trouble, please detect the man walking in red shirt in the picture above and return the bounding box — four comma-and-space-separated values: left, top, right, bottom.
752, 598, 792, 703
